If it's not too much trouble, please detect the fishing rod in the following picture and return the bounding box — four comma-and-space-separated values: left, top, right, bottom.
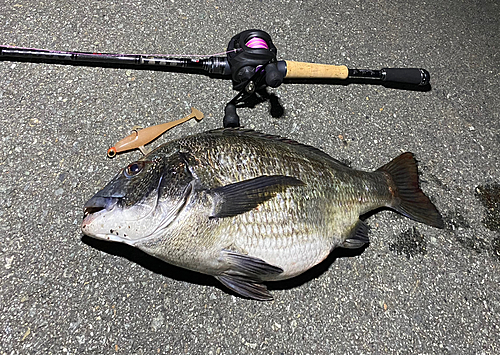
1, 29, 430, 127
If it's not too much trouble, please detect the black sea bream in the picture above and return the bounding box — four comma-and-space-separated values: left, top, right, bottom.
82, 129, 443, 300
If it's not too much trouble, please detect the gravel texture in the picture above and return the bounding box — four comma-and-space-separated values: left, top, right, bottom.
1, 0, 499, 354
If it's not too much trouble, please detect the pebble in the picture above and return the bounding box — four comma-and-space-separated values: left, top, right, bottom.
151, 311, 165, 331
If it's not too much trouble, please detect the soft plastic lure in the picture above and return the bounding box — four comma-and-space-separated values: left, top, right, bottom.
107, 107, 204, 158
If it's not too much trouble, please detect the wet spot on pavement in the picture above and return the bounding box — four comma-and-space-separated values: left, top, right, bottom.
389, 227, 427, 259
475, 184, 500, 232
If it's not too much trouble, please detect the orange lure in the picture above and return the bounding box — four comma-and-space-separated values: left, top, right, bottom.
107, 107, 204, 158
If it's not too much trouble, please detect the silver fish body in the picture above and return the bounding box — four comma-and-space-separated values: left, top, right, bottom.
82, 129, 443, 300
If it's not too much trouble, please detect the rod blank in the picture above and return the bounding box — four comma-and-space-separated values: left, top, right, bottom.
0, 46, 230, 75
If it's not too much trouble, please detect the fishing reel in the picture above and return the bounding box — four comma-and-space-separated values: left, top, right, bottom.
224, 30, 285, 128
227, 30, 283, 90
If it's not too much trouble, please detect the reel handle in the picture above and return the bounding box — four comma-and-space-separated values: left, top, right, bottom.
264, 62, 284, 88
223, 102, 240, 128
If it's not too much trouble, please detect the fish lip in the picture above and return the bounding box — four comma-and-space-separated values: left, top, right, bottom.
83, 196, 119, 217
87, 232, 131, 243
83, 206, 105, 216
82, 196, 121, 235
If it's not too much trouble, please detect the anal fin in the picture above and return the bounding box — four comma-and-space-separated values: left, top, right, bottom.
215, 275, 275, 301
341, 220, 370, 249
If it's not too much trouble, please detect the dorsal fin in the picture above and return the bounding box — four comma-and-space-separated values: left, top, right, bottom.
205, 128, 351, 168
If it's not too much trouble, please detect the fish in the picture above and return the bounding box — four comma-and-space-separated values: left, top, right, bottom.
82, 128, 443, 300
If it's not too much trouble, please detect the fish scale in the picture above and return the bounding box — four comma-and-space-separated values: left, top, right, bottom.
82, 128, 444, 300
225, 209, 327, 280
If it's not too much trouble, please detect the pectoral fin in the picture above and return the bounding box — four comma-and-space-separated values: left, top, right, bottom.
215, 250, 283, 301
209, 175, 304, 218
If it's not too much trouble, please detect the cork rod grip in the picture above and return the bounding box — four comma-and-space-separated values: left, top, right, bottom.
284, 61, 349, 79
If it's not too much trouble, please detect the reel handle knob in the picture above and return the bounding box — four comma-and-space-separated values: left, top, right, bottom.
264, 62, 284, 88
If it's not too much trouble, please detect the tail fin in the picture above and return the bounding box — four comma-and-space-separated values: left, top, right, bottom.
377, 153, 444, 229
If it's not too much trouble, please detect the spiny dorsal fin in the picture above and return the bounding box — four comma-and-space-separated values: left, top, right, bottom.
205, 128, 351, 168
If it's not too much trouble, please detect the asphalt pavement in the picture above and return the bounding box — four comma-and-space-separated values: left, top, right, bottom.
1, 0, 499, 354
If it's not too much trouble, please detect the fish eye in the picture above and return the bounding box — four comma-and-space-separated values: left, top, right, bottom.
124, 161, 145, 178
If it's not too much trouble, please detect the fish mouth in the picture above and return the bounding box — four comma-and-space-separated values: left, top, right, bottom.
81, 196, 121, 240
81, 196, 143, 243
83, 196, 119, 217
84, 205, 105, 216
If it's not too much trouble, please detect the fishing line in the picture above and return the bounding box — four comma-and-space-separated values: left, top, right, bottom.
245, 37, 269, 50
245, 37, 270, 72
